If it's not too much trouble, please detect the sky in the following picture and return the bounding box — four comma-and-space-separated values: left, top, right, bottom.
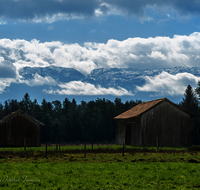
1, 0, 200, 104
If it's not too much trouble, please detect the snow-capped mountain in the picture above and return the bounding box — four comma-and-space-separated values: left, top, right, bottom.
19, 66, 85, 83
20, 66, 200, 89
1, 66, 200, 104
82, 66, 200, 91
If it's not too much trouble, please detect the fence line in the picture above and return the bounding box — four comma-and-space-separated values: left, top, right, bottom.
118, 136, 191, 146
0, 138, 39, 147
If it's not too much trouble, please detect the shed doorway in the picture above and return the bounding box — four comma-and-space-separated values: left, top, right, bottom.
125, 123, 132, 145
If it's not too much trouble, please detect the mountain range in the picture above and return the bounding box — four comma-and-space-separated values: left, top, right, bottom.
19, 66, 200, 89
1, 66, 200, 104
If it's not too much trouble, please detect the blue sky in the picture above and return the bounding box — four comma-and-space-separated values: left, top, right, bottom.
0, 1, 200, 43
1, 0, 200, 103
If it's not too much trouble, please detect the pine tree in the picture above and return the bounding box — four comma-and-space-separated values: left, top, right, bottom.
195, 81, 200, 100
181, 85, 199, 144
181, 85, 198, 116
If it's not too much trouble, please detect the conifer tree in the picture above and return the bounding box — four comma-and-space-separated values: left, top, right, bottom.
182, 85, 198, 116
181, 85, 199, 144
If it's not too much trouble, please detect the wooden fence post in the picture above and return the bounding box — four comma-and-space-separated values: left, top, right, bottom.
84, 144, 86, 158
122, 138, 125, 156
45, 144, 48, 158
24, 137, 26, 151
156, 136, 158, 150
91, 138, 93, 150
56, 136, 58, 151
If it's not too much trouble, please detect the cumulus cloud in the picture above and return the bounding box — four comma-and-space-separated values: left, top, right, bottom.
0, 0, 199, 23
43, 81, 133, 96
136, 72, 200, 96
2, 32, 200, 96
0, 32, 200, 75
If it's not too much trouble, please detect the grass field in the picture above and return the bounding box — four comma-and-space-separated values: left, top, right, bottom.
0, 146, 200, 189
0, 144, 189, 151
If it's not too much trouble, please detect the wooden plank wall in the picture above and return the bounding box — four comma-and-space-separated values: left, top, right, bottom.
116, 120, 125, 145
141, 101, 190, 146
116, 117, 141, 145
0, 113, 41, 147
130, 117, 141, 145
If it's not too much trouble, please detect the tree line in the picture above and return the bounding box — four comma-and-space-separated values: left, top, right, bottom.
0, 94, 141, 143
0, 82, 200, 144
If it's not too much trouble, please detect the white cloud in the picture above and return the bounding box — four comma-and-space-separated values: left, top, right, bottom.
1, 32, 200, 96
148, 51, 167, 60
136, 72, 200, 96
0, 78, 16, 94
43, 81, 133, 96
21, 74, 57, 86
0, 32, 200, 75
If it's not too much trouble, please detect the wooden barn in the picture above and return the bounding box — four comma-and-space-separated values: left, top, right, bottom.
0, 110, 44, 147
114, 98, 191, 146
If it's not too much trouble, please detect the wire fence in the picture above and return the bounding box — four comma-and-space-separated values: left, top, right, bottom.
117, 136, 191, 147
0, 138, 40, 147
0, 136, 193, 148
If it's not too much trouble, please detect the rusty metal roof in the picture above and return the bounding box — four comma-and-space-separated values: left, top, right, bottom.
0, 110, 44, 126
114, 98, 169, 119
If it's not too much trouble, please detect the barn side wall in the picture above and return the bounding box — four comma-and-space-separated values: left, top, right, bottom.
116, 117, 141, 145
141, 101, 190, 146
130, 117, 141, 145
116, 120, 125, 145
0, 113, 41, 147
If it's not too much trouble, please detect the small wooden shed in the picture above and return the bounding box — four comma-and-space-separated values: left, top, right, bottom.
114, 98, 191, 146
0, 110, 44, 147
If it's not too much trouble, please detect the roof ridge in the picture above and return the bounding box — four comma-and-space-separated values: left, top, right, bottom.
114, 97, 169, 120
141, 97, 167, 104
0, 110, 44, 125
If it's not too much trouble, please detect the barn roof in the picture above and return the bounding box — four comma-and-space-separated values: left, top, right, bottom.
0, 110, 44, 126
114, 98, 189, 120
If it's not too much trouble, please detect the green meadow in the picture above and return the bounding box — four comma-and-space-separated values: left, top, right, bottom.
0, 144, 188, 153
0, 147, 200, 189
